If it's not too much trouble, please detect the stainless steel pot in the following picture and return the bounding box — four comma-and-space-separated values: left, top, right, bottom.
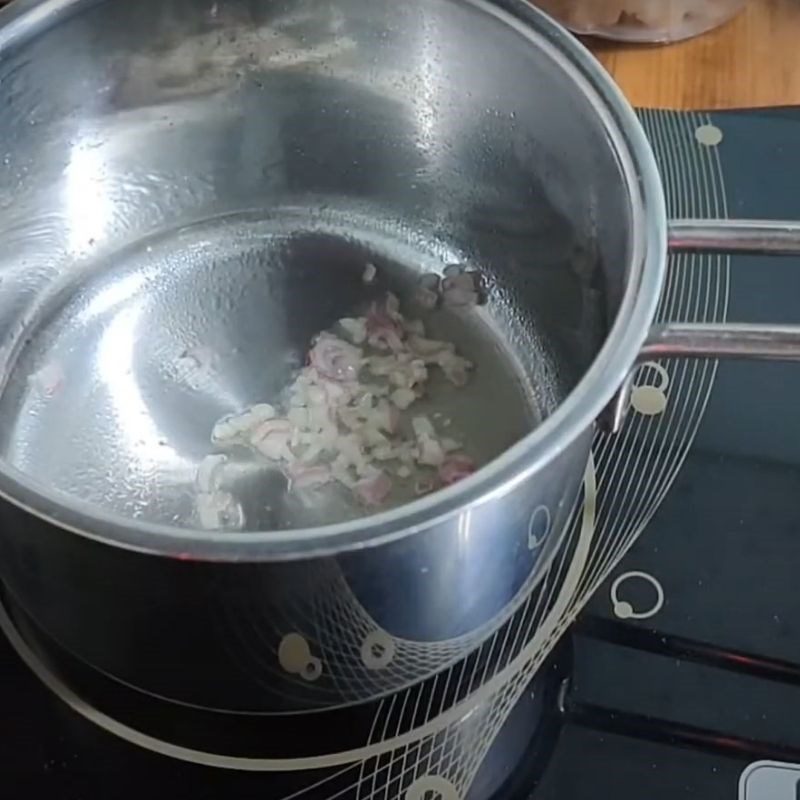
0, 0, 798, 736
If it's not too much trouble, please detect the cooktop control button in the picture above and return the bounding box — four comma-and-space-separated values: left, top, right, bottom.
740, 761, 800, 800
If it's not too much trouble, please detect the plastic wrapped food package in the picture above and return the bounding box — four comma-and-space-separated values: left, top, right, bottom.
535, 0, 747, 42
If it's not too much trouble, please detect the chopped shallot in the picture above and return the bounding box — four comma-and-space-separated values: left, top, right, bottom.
438, 454, 476, 486
418, 436, 445, 467
339, 317, 368, 345
309, 333, 362, 382
412, 416, 445, 466
197, 490, 245, 530
365, 301, 405, 352
372, 399, 399, 433
250, 419, 293, 461
390, 387, 416, 410
289, 463, 332, 490
354, 470, 393, 507
442, 273, 480, 308
196, 454, 228, 493
436, 351, 472, 387
212, 404, 276, 445
414, 273, 441, 310
412, 416, 436, 439
385, 292, 403, 320
415, 265, 484, 309
408, 335, 454, 359
201, 286, 479, 524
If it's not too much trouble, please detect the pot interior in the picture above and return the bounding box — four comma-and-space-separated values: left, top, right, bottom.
0, 0, 638, 535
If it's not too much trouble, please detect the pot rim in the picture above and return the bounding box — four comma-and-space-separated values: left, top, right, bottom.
0, 0, 667, 561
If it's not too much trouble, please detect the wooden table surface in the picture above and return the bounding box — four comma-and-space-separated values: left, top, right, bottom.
0, 0, 796, 110
589, 0, 800, 110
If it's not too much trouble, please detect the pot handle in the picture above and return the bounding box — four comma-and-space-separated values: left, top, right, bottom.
646, 218, 800, 360
604, 218, 800, 431
668, 218, 800, 256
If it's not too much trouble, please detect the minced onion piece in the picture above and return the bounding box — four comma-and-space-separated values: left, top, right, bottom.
250, 419, 293, 461
418, 437, 445, 467
196, 454, 228, 493
354, 469, 392, 506
390, 387, 416, 410
438, 454, 476, 486
436, 351, 472, 387
289, 463, 332, 490
442, 272, 480, 308
415, 265, 485, 309
415, 273, 442, 310
339, 317, 368, 345
412, 416, 436, 439
309, 333, 363, 381
201, 290, 478, 521
211, 403, 276, 445
197, 490, 245, 531
365, 301, 405, 352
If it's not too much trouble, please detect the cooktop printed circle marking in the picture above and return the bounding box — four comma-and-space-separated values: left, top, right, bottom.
278, 633, 322, 681
360, 631, 396, 670
630, 362, 670, 416
695, 123, 724, 147
302, 657, 323, 682
405, 775, 460, 800
527, 505, 551, 550
610, 571, 665, 621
